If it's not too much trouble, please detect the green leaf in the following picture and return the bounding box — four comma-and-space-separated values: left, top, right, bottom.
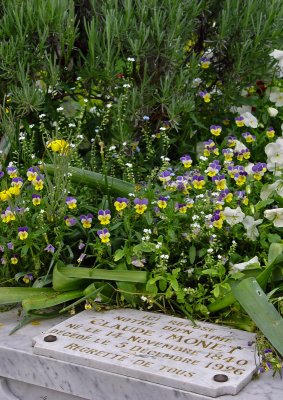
52, 262, 148, 291
232, 278, 283, 355
114, 248, 125, 261
133, 242, 156, 253
0, 287, 56, 305
44, 164, 134, 197
268, 243, 283, 266
22, 290, 83, 313
255, 198, 274, 212
189, 245, 196, 264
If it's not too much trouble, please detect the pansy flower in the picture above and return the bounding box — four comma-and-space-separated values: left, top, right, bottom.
80, 214, 93, 228
44, 244, 55, 253
234, 171, 248, 186
10, 255, 19, 265
26, 167, 38, 181
199, 90, 211, 103
6, 165, 18, 178
235, 116, 245, 127
266, 127, 275, 139
0, 171, 4, 179
32, 194, 41, 206
211, 210, 225, 229
114, 197, 129, 211
180, 154, 192, 168
97, 228, 110, 243
7, 242, 14, 250
1, 208, 16, 223
32, 175, 44, 191
159, 170, 172, 183
98, 209, 111, 225
66, 196, 77, 209
192, 175, 205, 189
242, 132, 256, 143
219, 189, 233, 203
210, 125, 222, 136
134, 198, 148, 214
47, 139, 69, 154
157, 196, 168, 209
11, 177, 23, 188
252, 162, 267, 181
222, 148, 234, 162
177, 203, 187, 213
0, 190, 11, 202
235, 190, 249, 206
200, 57, 211, 69
64, 216, 77, 227
205, 160, 221, 177
23, 273, 34, 283
227, 135, 237, 148
185, 198, 194, 208
212, 175, 227, 191
203, 139, 219, 156
18, 226, 28, 240
176, 176, 190, 193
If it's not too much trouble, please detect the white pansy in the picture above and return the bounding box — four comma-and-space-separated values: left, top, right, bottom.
231, 256, 260, 273
244, 162, 254, 175
241, 112, 258, 128
260, 180, 283, 200
230, 105, 252, 114
234, 140, 248, 153
242, 216, 263, 241
223, 206, 245, 226
269, 87, 283, 107
264, 208, 283, 227
265, 139, 283, 170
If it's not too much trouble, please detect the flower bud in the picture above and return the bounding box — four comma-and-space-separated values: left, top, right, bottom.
268, 107, 279, 117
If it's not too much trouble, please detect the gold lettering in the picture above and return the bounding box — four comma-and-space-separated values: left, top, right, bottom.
133, 359, 154, 367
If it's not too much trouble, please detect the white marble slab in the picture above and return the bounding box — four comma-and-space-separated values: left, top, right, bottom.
33, 309, 256, 397
0, 308, 282, 400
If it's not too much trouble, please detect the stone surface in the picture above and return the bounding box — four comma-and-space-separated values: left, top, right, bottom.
33, 309, 256, 397
0, 308, 283, 400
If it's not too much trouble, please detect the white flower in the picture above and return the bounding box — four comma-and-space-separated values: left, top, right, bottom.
231, 256, 260, 273
207, 248, 213, 254
241, 112, 258, 128
56, 107, 64, 111
127, 57, 135, 62
230, 105, 252, 114
269, 87, 283, 107
267, 107, 278, 117
264, 208, 283, 227
242, 216, 263, 241
260, 180, 283, 200
234, 140, 248, 153
265, 139, 283, 171
270, 50, 283, 78
125, 163, 133, 168
223, 206, 245, 226
244, 162, 254, 175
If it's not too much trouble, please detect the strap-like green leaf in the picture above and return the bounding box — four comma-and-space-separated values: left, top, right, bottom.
0, 287, 56, 305
44, 164, 135, 197
232, 278, 283, 356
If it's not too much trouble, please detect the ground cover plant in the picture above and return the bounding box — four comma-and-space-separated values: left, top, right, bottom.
0, 0, 283, 376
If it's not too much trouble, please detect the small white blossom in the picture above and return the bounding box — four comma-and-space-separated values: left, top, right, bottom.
69, 123, 76, 128
39, 114, 46, 119
127, 57, 135, 62
125, 163, 133, 168
56, 107, 64, 111
128, 193, 135, 197
207, 248, 214, 253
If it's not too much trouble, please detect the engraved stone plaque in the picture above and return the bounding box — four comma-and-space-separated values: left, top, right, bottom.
33, 309, 257, 397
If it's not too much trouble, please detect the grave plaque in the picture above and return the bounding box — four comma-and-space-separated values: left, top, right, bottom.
33, 309, 257, 397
